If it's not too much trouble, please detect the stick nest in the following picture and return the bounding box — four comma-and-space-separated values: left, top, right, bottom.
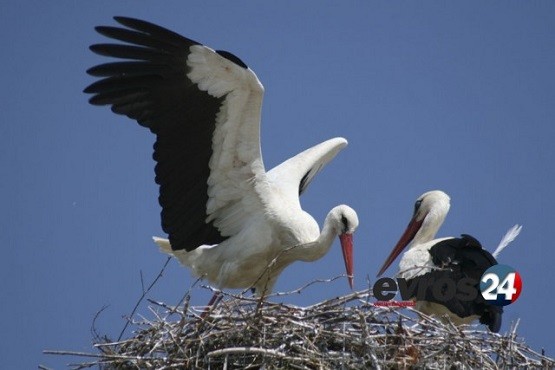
50, 282, 553, 369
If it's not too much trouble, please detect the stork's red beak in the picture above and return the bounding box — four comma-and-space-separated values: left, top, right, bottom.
339, 233, 354, 289
377, 216, 424, 277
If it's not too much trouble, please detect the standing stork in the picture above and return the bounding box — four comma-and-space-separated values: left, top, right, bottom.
376, 190, 503, 332
84, 17, 359, 297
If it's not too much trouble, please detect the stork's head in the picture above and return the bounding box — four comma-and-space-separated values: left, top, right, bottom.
377, 190, 450, 277
330, 205, 359, 289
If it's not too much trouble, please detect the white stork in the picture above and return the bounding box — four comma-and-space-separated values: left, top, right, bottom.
376, 190, 503, 332
84, 17, 359, 296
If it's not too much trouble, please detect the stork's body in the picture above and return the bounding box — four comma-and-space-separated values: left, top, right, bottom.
155, 203, 356, 293
377, 191, 502, 332
84, 17, 358, 295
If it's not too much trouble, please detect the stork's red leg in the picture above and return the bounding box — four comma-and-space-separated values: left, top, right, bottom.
200, 291, 223, 318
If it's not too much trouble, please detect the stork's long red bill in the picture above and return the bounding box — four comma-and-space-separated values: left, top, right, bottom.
376, 217, 424, 277
339, 233, 354, 289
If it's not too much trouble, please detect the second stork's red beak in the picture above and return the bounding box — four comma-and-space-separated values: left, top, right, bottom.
339, 233, 354, 289
376, 216, 424, 277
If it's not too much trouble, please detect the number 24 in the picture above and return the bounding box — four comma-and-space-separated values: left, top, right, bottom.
482, 272, 517, 300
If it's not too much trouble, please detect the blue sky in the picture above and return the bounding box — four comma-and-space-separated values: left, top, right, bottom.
2, 2, 554, 368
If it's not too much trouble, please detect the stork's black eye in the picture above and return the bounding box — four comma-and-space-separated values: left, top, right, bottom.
341, 214, 349, 233
414, 199, 423, 215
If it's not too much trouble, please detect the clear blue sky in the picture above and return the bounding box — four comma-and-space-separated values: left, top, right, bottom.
2, 2, 554, 368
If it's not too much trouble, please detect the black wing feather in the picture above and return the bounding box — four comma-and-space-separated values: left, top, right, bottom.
87, 62, 167, 77
408, 235, 503, 332
84, 16, 227, 251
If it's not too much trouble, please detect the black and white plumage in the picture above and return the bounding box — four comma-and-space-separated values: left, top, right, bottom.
84, 17, 358, 295
377, 190, 502, 332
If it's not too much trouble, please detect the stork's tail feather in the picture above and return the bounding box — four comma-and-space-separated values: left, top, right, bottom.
153, 236, 172, 254
152, 236, 199, 271
492, 224, 522, 259
480, 306, 503, 333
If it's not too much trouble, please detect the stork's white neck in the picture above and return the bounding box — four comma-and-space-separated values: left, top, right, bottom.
290, 205, 357, 262
413, 217, 443, 245
298, 212, 339, 262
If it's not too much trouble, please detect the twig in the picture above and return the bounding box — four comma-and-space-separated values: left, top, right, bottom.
266, 275, 345, 297
207, 346, 305, 362
117, 257, 171, 341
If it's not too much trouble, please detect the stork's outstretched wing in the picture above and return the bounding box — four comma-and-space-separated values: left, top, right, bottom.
84, 17, 266, 251
267, 137, 348, 206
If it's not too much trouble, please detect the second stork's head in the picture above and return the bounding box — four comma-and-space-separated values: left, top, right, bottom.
377, 190, 450, 276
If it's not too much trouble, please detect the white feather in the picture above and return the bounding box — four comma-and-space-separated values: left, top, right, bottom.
492, 224, 522, 259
